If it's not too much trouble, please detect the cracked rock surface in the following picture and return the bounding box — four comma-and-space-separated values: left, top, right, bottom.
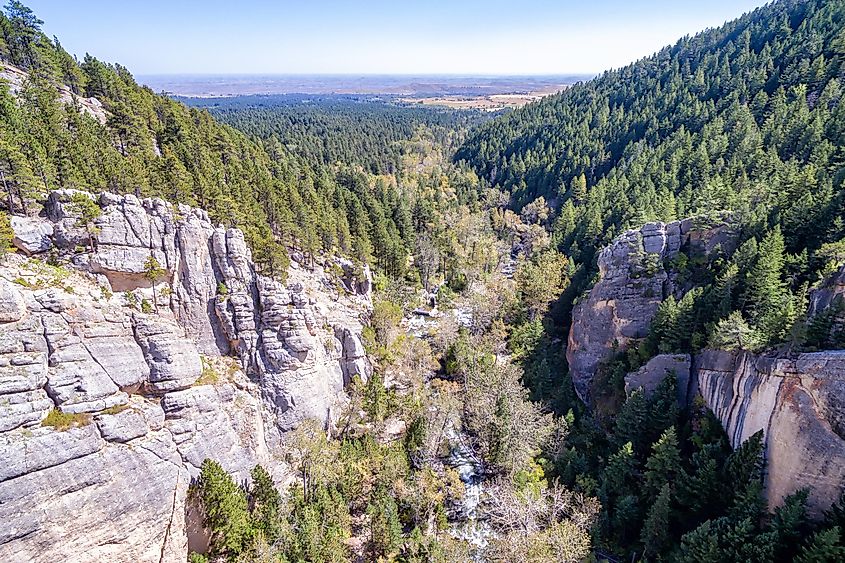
570, 217, 845, 517
1, 192, 372, 562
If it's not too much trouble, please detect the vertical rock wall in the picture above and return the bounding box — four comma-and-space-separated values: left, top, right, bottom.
0, 191, 372, 562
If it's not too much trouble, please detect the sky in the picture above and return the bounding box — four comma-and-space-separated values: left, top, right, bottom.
25, 0, 769, 76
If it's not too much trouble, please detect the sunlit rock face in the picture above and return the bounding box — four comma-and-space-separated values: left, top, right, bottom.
570, 216, 845, 518
694, 349, 845, 517
0, 192, 372, 562
567, 216, 736, 403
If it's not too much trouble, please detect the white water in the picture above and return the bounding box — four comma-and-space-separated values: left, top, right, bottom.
446, 425, 494, 551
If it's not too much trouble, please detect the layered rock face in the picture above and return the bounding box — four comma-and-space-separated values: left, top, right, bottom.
0, 192, 371, 562
567, 217, 736, 403
694, 349, 845, 517
571, 218, 845, 517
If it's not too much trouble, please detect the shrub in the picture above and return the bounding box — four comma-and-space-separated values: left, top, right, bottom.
197, 357, 221, 386
709, 311, 764, 352
41, 409, 91, 430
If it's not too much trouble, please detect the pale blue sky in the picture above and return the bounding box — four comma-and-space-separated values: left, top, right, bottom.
25, 0, 769, 75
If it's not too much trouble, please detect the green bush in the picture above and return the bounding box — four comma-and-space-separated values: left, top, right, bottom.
42, 409, 91, 430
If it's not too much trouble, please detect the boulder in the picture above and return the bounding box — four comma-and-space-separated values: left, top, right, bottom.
0, 280, 27, 322
10, 216, 53, 254
625, 353, 690, 404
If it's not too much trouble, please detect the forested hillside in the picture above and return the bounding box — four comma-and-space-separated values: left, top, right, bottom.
1, 1, 463, 280
3, 0, 845, 561
452, 0, 845, 560
190, 94, 490, 174
458, 0, 845, 267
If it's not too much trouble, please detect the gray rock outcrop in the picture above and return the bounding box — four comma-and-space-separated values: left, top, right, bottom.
567, 216, 736, 403
569, 217, 845, 517
1, 191, 372, 562
694, 349, 845, 517
625, 353, 691, 404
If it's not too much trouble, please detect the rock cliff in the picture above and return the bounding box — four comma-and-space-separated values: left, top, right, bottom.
570, 219, 845, 517
567, 216, 736, 403
0, 192, 371, 562
693, 349, 845, 517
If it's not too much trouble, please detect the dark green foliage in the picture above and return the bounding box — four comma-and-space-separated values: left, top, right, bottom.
724, 430, 765, 491
770, 489, 811, 561
248, 465, 283, 546
643, 427, 682, 501
458, 0, 845, 265
796, 527, 845, 563
0, 209, 13, 252
285, 484, 351, 563
367, 487, 403, 559
641, 483, 672, 558
189, 94, 491, 176
194, 459, 252, 558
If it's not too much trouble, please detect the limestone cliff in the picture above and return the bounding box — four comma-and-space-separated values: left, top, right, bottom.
0, 192, 371, 562
567, 216, 737, 403
568, 220, 845, 517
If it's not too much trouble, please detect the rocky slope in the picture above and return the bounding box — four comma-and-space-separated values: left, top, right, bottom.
567, 216, 737, 403
0, 192, 371, 562
569, 220, 845, 516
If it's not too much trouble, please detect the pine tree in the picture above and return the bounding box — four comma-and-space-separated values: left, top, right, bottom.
724, 430, 765, 490
69, 192, 101, 252
796, 527, 845, 563
601, 441, 638, 502
641, 483, 672, 558
195, 459, 252, 558
743, 227, 795, 344
249, 465, 282, 546
142, 254, 166, 311
644, 427, 682, 500
613, 390, 649, 453
678, 520, 721, 563
770, 489, 810, 561
0, 209, 13, 253
646, 375, 679, 448
367, 487, 403, 559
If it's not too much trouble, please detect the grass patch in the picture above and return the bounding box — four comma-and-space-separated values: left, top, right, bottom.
101, 404, 130, 416
13, 276, 42, 289
41, 408, 91, 430
196, 357, 221, 385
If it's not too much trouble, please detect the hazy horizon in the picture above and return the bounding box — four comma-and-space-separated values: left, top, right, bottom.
27, 0, 768, 76
136, 73, 592, 97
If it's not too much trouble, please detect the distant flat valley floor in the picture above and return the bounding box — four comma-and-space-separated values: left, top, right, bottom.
138, 74, 589, 110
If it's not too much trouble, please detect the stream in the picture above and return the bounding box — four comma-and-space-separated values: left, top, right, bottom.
445, 425, 494, 551
404, 303, 496, 556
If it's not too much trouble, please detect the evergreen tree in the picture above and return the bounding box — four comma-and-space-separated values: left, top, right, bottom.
770, 489, 810, 562
367, 487, 403, 559
249, 465, 282, 546
796, 527, 845, 563
195, 459, 252, 558
0, 209, 13, 253
641, 483, 672, 559
742, 227, 794, 344
643, 426, 682, 500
